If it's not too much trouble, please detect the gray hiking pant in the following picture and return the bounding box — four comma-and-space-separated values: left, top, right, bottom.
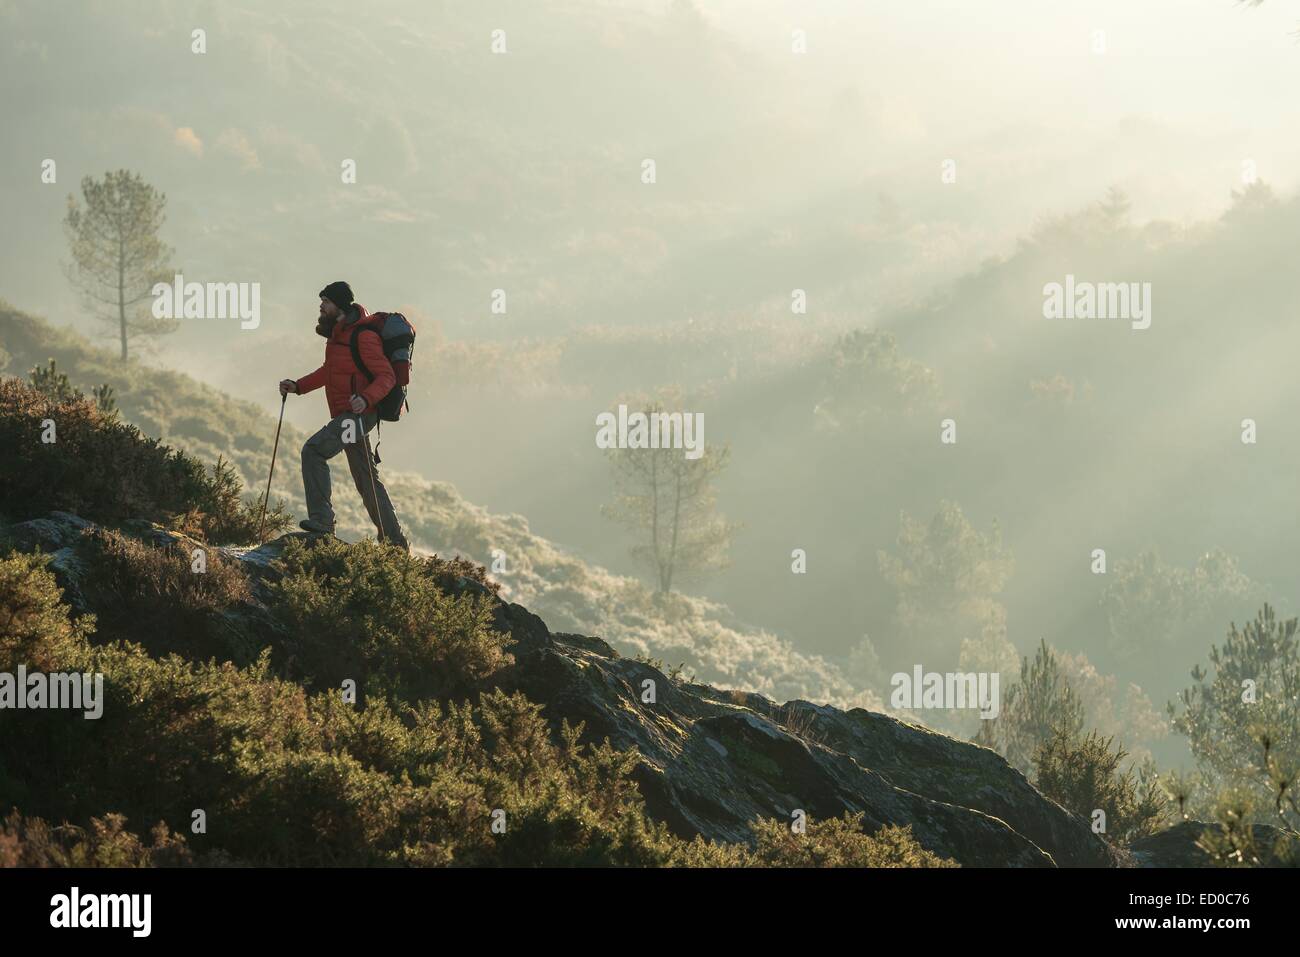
302, 412, 408, 550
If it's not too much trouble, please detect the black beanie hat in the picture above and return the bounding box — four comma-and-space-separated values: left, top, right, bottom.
319, 281, 354, 311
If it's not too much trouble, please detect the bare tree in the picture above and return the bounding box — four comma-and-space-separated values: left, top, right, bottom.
602, 395, 739, 595
64, 169, 177, 360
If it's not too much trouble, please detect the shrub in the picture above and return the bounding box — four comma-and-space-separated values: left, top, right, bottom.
0, 550, 94, 670
817, 330, 942, 427
1171, 604, 1300, 818
1032, 728, 1167, 845
667, 813, 959, 868
977, 638, 1084, 774
0, 552, 683, 865
0, 377, 284, 544
1194, 787, 1300, 867
268, 537, 515, 703
1, 377, 201, 524
173, 456, 291, 545
29, 358, 80, 404
0, 551, 975, 868
90, 383, 118, 418
1178, 731, 1300, 866
745, 814, 959, 867
422, 552, 502, 597
76, 526, 255, 663
28, 358, 118, 420
426, 689, 685, 866
0, 810, 194, 867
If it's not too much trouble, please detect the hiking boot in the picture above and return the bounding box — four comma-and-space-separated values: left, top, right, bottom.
375, 533, 409, 553
299, 519, 336, 536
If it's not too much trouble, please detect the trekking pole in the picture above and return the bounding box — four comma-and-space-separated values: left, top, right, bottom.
351, 374, 385, 544
359, 412, 385, 544
257, 392, 287, 544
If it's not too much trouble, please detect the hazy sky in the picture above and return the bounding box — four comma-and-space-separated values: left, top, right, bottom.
4, 0, 1299, 350
5, 0, 1299, 511
706, 0, 1300, 215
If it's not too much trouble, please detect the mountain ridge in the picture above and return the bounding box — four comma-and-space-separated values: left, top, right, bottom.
0, 301, 879, 710
8, 508, 1123, 867
2, 301, 1276, 868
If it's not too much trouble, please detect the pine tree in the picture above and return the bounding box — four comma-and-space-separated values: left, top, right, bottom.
1170, 603, 1300, 820
29, 358, 78, 404
64, 170, 178, 360
980, 638, 1085, 774
602, 395, 739, 595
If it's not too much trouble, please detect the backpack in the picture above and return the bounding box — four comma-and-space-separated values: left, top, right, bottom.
349, 312, 416, 422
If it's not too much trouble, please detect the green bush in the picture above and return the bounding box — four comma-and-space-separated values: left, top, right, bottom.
818, 330, 942, 427
976, 638, 1084, 774
1033, 728, 1167, 845
0, 377, 284, 544
421, 552, 503, 597
1, 305, 286, 502
0, 538, 971, 869
0, 552, 686, 865
1171, 604, 1300, 820
667, 813, 959, 867
175, 456, 291, 545
29, 358, 80, 404
76, 526, 256, 664
268, 537, 515, 704
0, 810, 196, 867
744, 814, 958, 867
0, 550, 94, 669
1194, 787, 1300, 867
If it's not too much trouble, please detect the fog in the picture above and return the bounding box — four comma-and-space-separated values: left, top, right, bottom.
4, 0, 1300, 769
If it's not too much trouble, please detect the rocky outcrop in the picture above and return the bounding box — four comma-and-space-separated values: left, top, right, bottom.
488, 614, 1123, 867
1126, 821, 1292, 867
11, 512, 1137, 867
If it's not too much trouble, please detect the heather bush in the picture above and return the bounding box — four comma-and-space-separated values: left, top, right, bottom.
1033, 728, 1168, 845
744, 814, 958, 867
268, 537, 515, 704
0, 378, 285, 543
0, 810, 195, 867
76, 526, 256, 663
174, 456, 291, 545
0, 553, 687, 866
666, 813, 959, 868
422, 552, 503, 597
0, 551, 94, 669
0, 409, 978, 869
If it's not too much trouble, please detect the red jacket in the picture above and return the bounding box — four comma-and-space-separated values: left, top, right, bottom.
294, 303, 396, 416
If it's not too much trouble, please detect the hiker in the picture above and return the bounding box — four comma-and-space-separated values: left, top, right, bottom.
278, 281, 410, 552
